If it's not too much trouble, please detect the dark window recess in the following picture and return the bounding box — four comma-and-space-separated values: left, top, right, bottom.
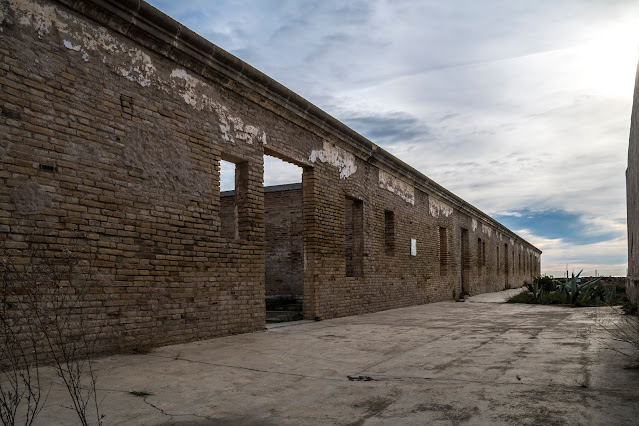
482, 241, 486, 266
1, 106, 21, 120
38, 163, 56, 172
384, 210, 395, 256
439, 227, 448, 276
345, 197, 363, 277
461, 228, 470, 291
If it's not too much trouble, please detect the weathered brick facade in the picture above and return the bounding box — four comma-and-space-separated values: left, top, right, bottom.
627, 60, 639, 306
0, 0, 541, 353
263, 184, 303, 298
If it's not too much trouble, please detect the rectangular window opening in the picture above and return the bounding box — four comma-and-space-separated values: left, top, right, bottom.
504, 244, 508, 273
477, 238, 482, 271
461, 228, 470, 294
519, 253, 521, 272
482, 241, 486, 266
384, 210, 395, 256
218, 158, 248, 240
219, 160, 238, 239
439, 227, 448, 276
530, 254, 533, 275
345, 197, 363, 277
263, 153, 304, 319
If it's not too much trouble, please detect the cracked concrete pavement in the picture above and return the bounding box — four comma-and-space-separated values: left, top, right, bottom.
21, 289, 639, 425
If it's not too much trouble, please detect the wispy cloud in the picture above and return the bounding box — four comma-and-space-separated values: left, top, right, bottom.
514, 229, 628, 277
342, 111, 432, 145
494, 209, 623, 246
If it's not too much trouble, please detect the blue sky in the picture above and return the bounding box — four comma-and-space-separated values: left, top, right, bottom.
148, 0, 638, 276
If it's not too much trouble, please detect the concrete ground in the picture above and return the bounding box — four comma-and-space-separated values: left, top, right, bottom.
20, 289, 639, 425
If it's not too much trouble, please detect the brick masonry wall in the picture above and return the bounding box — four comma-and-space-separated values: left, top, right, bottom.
222, 184, 303, 298
263, 184, 303, 298
627, 60, 639, 306
0, 0, 541, 356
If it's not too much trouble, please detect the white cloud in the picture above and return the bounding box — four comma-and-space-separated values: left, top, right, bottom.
515, 228, 628, 277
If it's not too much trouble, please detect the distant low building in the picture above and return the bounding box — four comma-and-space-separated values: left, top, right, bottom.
628, 61, 639, 305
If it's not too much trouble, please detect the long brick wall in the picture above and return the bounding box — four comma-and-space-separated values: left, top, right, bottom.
0, 0, 541, 354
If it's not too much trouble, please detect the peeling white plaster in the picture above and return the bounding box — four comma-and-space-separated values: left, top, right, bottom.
309, 141, 357, 179
170, 68, 205, 107
168, 69, 267, 144
482, 224, 493, 237
239, 124, 259, 144
10, 0, 68, 37
11, 0, 274, 147
63, 39, 80, 51
378, 169, 414, 205
510, 238, 514, 246
82, 26, 121, 53
429, 198, 453, 218
63, 39, 90, 62
121, 49, 155, 87
11, 0, 159, 88
213, 104, 264, 145
472, 218, 478, 232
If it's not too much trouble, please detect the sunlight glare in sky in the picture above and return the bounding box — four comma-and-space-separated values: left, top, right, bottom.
580, 19, 639, 97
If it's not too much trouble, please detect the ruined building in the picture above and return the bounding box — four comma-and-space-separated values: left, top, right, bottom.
0, 0, 541, 352
628, 61, 639, 306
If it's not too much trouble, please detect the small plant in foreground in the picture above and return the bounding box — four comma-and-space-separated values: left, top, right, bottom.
0, 278, 46, 426
1, 244, 104, 426
597, 307, 639, 368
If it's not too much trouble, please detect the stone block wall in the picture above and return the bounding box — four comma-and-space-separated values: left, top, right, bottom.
0, 0, 541, 356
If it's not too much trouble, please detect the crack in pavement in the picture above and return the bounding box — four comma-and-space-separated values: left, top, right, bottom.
147, 353, 345, 382
142, 396, 217, 424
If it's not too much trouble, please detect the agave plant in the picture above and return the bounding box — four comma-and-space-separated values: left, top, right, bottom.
528, 275, 562, 302
529, 279, 544, 299
512, 273, 619, 306
555, 270, 602, 305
